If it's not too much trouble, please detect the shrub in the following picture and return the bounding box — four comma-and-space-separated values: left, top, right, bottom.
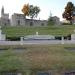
6, 36, 20, 41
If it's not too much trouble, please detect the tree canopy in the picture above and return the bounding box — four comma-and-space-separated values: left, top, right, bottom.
22, 4, 29, 16
62, 2, 75, 24
29, 5, 40, 19
47, 12, 55, 25
47, 16, 55, 25
22, 4, 40, 19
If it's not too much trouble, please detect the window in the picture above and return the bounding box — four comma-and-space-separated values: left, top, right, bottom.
18, 20, 20, 25
4, 23, 6, 26
8, 20, 10, 23
41, 23, 44, 26
30, 22, 33, 26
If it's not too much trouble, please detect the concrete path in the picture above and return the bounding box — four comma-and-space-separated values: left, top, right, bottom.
0, 40, 75, 45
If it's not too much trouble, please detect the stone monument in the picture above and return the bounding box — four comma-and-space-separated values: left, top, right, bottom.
71, 30, 75, 40
61, 36, 64, 44
0, 26, 2, 40
0, 26, 6, 41
36, 31, 38, 36
20, 37, 23, 45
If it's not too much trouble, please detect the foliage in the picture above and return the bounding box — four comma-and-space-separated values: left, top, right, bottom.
22, 4, 40, 19
29, 5, 40, 19
62, 2, 75, 24
62, 23, 71, 25
47, 16, 55, 25
6, 36, 20, 41
22, 4, 29, 16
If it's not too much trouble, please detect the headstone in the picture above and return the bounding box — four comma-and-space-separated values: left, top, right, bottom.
71, 30, 75, 40
61, 36, 64, 44
0, 26, 6, 41
20, 37, 23, 45
71, 34, 75, 40
36, 32, 38, 36
0, 26, 2, 40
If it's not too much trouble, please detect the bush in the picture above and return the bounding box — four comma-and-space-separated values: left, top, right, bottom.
55, 36, 62, 40
47, 17, 55, 26
62, 22, 71, 25
6, 36, 20, 41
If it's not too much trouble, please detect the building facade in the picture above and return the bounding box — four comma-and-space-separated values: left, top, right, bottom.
0, 6, 10, 26
51, 16, 61, 25
0, 7, 47, 27
11, 13, 47, 27
0, 6, 61, 26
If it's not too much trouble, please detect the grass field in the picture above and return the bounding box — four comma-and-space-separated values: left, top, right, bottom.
2, 25, 75, 37
0, 44, 75, 72
1, 25, 75, 74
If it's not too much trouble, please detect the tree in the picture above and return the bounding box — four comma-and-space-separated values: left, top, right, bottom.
22, 4, 29, 16
47, 12, 55, 25
22, 4, 40, 19
62, 2, 75, 24
47, 17, 55, 25
29, 5, 40, 19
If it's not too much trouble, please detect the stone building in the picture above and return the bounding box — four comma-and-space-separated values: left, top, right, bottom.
0, 6, 47, 27
0, 6, 61, 26
0, 6, 10, 26
51, 16, 60, 25
11, 13, 26, 26
11, 13, 47, 27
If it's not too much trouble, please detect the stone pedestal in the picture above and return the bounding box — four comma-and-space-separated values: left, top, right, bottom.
0, 26, 6, 41
20, 37, 23, 45
61, 37, 64, 44
71, 34, 75, 40
36, 31, 38, 36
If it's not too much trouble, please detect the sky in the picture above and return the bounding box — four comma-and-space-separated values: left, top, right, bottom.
0, 0, 75, 21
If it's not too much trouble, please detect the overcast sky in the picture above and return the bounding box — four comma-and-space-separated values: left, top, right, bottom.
0, 0, 75, 20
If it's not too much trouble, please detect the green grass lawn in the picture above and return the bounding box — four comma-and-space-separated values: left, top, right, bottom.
0, 44, 75, 72
2, 25, 75, 37
1, 25, 75, 73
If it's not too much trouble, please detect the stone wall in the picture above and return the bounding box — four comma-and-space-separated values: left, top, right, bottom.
0, 18, 10, 26
25, 19, 47, 27
11, 13, 47, 27
11, 13, 26, 26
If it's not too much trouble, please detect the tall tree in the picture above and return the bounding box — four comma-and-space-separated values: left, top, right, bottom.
22, 4, 40, 19
62, 2, 75, 24
47, 12, 55, 25
29, 5, 40, 19
47, 17, 55, 25
22, 4, 29, 16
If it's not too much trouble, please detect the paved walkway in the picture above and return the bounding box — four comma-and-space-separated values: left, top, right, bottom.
0, 40, 75, 45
